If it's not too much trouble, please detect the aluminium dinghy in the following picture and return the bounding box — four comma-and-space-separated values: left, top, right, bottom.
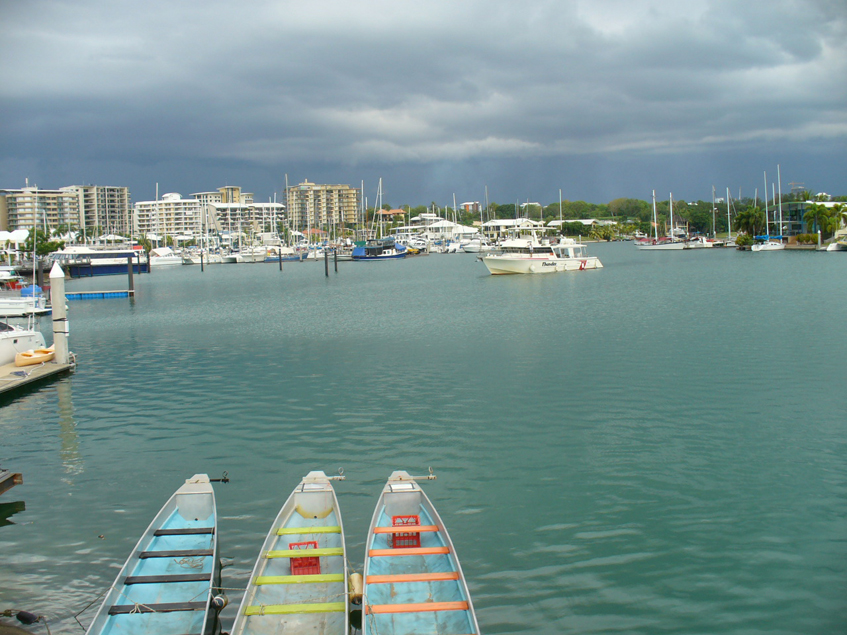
362, 471, 479, 635
85, 473, 222, 635
230, 470, 348, 635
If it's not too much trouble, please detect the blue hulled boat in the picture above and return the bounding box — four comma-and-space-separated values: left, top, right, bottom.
362, 471, 479, 635
85, 474, 222, 635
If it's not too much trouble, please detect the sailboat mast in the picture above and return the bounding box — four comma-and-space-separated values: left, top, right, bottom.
777, 164, 783, 237
763, 171, 768, 238
712, 186, 716, 238
726, 188, 731, 239
652, 190, 658, 240
669, 193, 673, 239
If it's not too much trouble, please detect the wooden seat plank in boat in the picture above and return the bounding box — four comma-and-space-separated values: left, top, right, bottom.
243, 601, 346, 616
373, 524, 438, 534
366, 571, 460, 584
366, 601, 469, 615
266, 546, 344, 558
153, 527, 215, 536
108, 600, 207, 615
125, 573, 213, 585
276, 525, 341, 535
368, 546, 450, 557
138, 548, 214, 559
255, 573, 345, 585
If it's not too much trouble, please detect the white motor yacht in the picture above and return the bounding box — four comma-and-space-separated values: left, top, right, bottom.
482, 236, 602, 274
0, 320, 46, 366
149, 247, 183, 267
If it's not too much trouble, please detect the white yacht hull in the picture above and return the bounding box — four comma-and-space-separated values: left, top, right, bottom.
0, 325, 46, 366
482, 255, 603, 275
637, 241, 685, 250
751, 241, 785, 252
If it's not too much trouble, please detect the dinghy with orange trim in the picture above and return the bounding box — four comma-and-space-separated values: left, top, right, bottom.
362, 470, 479, 635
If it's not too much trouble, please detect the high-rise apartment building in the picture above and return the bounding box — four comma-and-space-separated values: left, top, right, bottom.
286, 180, 360, 230
0, 187, 81, 232
0, 184, 131, 237
69, 185, 132, 237
133, 193, 202, 238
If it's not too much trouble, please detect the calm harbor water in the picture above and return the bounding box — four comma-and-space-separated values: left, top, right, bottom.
1, 243, 846, 634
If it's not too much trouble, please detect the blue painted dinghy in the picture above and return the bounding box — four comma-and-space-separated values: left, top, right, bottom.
362, 471, 479, 635
85, 474, 221, 635
230, 470, 348, 635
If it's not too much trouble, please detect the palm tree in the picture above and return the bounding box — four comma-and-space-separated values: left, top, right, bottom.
803, 203, 829, 236
734, 207, 765, 236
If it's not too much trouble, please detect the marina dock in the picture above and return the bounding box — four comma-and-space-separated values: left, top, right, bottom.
0, 359, 75, 398
0, 469, 23, 496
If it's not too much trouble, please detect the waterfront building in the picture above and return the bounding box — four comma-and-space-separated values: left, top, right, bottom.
133, 193, 202, 239
67, 185, 131, 237
0, 187, 81, 232
0, 184, 131, 238
286, 180, 360, 231
482, 218, 544, 240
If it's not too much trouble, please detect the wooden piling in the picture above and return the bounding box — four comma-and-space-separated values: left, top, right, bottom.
126, 256, 134, 293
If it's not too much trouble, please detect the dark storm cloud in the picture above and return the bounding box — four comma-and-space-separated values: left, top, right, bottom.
1, 0, 845, 203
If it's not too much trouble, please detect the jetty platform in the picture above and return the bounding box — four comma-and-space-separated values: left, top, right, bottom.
0, 358, 75, 398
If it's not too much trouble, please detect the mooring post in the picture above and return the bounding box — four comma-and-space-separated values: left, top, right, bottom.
279, 246, 283, 271
49, 262, 69, 365
334, 248, 338, 273
324, 249, 329, 277
200, 250, 205, 272
126, 255, 134, 294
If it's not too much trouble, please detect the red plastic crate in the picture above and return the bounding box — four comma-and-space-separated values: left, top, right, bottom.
391, 515, 421, 549
289, 541, 320, 575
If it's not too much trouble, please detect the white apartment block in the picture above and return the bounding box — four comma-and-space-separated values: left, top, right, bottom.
67, 185, 131, 236
286, 180, 360, 230
133, 193, 202, 238
209, 202, 285, 233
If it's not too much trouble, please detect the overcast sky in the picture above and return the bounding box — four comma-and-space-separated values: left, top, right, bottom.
1, 0, 845, 207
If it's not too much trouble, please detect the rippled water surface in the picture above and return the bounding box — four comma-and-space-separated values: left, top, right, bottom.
1, 243, 846, 633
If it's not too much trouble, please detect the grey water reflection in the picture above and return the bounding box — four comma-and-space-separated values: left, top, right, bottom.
56, 379, 83, 481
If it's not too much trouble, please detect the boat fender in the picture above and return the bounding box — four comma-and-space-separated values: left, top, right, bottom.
348, 572, 363, 605
211, 594, 228, 611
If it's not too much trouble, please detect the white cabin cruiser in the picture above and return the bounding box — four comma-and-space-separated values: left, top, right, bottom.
0, 320, 46, 366
482, 236, 602, 275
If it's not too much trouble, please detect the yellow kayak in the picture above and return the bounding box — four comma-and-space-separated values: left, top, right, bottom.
15, 344, 55, 367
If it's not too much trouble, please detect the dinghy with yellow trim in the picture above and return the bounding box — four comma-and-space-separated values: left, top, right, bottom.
84, 474, 223, 635
362, 470, 480, 635
15, 344, 55, 367
230, 470, 348, 635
